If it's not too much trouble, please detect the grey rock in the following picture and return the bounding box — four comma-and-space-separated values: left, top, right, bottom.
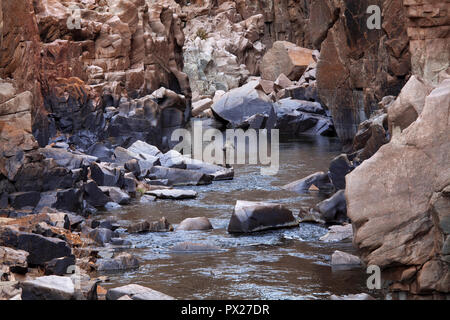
21, 275, 75, 300
319, 224, 353, 242
146, 189, 197, 200
317, 190, 347, 224
106, 284, 173, 300
282, 172, 333, 193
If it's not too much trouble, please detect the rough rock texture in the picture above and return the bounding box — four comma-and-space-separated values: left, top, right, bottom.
346, 80, 450, 294
180, 0, 315, 95
0, 0, 191, 151
314, 0, 411, 148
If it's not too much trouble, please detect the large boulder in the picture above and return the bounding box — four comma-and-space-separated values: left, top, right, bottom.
273, 98, 335, 136
96, 252, 140, 271
260, 41, 314, 81
346, 80, 450, 294
148, 166, 212, 186
16, 233, 71, 266
21, 275, 75, 300
228, 201, 298, 233
211, 81, 276, 129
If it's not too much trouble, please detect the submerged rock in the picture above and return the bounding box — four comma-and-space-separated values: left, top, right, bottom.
319, 224, 353, 243
228, 201, 298, 233
282, 172, 333, 193
106, 284, 174, 300
177, 217, 213, 231
331, 250, 362, 266
96, 252, 140, 271
146, 189, 197, 200
317, 190, 348, 224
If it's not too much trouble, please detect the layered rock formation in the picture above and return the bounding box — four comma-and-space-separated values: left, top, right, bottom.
346, 0, 450, 296
1, 0, 191, 150
314, 0, 411, 148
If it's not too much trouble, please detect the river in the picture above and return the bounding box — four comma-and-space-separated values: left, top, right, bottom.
97, 135, 376, 299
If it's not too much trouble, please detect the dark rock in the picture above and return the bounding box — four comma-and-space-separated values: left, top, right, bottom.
328, 154, 354, 190
17, 233, 71, 266
110, 238, 131, 246
149, 166, 212, 186
96, 252, 139, 271
44, 255, 76, 276
21, 275, 75, 300
145, 179, 170, 186
177, 217, 213, 231
9, 191, 40, 209
122, 172, 137, 194
86, 143, 113, 162
274, 98, 334, 136
83, 181, 111, 207
228, 201, 298, 233
88, 228, 112, 246
63, 214, 85, 231
99, 186, 130, 205
317, 190, 348, 224
282, 172, 334, 193
36, 189, 83, 213
0, 192, 8, 209
0, 225, 20, 247
90, 162, 123, 187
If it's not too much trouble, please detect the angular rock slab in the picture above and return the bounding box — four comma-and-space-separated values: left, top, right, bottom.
21, 275, 75, 300
146, 189, 197, 200
228, 201, 298, 233
17, 233, 71, 266
106, 284, 174, 300
331, 250, 362, 266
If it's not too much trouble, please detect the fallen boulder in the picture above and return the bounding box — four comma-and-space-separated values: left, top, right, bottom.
149, 166, 213, 186
21, 275, 75, 300
96, 252, 140, 271
17, 233, 71, 266
227, 201, 298, 233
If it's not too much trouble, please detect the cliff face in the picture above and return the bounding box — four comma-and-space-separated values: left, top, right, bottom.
313, 0, 411, 148
1, 0, 190, 149
346, 0, 450, 296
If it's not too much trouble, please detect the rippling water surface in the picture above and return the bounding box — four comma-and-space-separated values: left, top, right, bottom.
98, 135, 374, 299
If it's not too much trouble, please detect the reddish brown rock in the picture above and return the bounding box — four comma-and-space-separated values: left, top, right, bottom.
346, 80, 450, 294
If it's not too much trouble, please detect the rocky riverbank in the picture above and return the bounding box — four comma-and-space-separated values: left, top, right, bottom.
0, 0, 449, 300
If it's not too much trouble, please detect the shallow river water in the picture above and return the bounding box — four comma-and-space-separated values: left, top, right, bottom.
98, 135, 375, 299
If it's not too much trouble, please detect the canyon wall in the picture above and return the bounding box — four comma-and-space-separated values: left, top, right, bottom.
346, 0, 450, 296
